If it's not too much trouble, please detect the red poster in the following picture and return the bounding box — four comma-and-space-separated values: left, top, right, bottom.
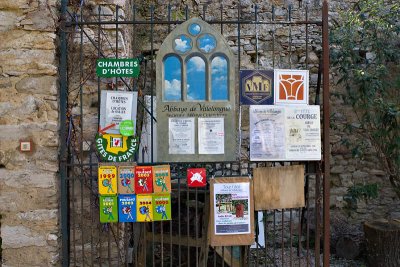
187, 168, 207, 187
135, 166, 153, 193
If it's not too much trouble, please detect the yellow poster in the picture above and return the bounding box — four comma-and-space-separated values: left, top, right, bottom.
136, 194, 153, 222
98, 165, 117, 195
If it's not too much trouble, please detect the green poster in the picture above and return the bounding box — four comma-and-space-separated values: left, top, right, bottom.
100, 195, 118, 223
152, 193, 171, 221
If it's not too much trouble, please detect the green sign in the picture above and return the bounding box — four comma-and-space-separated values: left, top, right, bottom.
119, 120, 135, 136
96, 58, 140, 77
95, 133, 138, 162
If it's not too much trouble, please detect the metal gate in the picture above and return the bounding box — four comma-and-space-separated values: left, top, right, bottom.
59, 1, 330, 266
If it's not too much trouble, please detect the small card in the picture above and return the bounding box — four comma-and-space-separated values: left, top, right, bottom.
187, 168, 207, 187
98, 165, 117, 195
153, 165, 171, 193
118, 194, 136, 222
136, 194, 153, 222
153, 194, 172, 221
135, 166, 153, 194
100, 195, 118, 223
118, 165, 135, 194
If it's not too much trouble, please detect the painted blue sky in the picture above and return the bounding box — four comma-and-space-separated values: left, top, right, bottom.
186, 56, 206, 100
188, 23, 201, 36
211, 56, 228, 100
198, 34, 216, 53
164, 56, 181, 101
174, 35, 192, 53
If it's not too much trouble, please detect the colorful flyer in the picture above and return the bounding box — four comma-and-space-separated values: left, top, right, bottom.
213, 182, 251, 235
187, 168, 207, 187
153, 165, 171, 193
136, 194, 153, 222
135, 166, 153, 193
118, 194, 136, 223
152, 194, 172, 221
118, 165, 135, 194
100, 195, 118, 223
98, 165, 117, 195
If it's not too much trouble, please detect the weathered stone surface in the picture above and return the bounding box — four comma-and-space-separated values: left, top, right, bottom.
0, 49, 57, 76
0, 169, 56, 188
0, 0, 31, 9
20, 7, 56, 32
17, 209, 58, 221
0, 11, 18, 32
0, 31, 56, 50
2, 225, 46, 249
15, 76, 57, 95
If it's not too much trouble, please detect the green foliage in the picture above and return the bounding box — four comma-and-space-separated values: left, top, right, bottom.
330, 0, 400, 198
344, 183, 379, 210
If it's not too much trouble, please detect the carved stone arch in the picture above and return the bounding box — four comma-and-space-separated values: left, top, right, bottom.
156, 17, 237, 162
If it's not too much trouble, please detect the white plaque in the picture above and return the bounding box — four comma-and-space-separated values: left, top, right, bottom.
169, 118, 195, 154
198, 118, 224, 154
250, 106, 286, 161
285, 105, 321, 160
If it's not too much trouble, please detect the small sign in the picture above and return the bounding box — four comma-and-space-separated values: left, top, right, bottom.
95, 133, 138, 162
118, 194, 136, 222
153, 193, 172, 221
100, 90, 138, 135
119, 120, 135, 136
118, 165, 135, 194
274, 69, 309, 105
135, 166, 153, 193
96, 58, 140, 77
152, 165, 171, 193
240, 70, 274, 105
98, 165, 117, 195
187, 168, 207, 187
136, 194, 153, 222
100, 195, 118, 223
20, 141, 32, 152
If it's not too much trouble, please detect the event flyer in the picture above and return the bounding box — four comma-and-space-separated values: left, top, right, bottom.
152, 165, 171, 193
98, 165, 118, 195
152, 194, 172, 221
118, 194, 136, 222
249, 106, 285, 161
198, 118, 224, 154
135, 166, 153, 194
213, 182, 251, 235
100, 195, 118, 223
168, 118, 195, 154
136, 194, 153, 222
118, 165, 135, 194
285, 105, 321, 160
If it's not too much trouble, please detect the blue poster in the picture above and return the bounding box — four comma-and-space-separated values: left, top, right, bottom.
239, 70, 274, 105
118, 194, 136, 222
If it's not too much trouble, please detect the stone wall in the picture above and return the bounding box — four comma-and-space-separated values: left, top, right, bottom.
0, 0, 60, 266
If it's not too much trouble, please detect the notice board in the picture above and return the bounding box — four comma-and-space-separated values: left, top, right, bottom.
209, 177, 255, 246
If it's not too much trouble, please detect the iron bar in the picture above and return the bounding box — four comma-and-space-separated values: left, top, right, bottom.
322, 0, 331, 265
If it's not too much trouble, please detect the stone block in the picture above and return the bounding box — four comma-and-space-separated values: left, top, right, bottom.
1, 169, 56, 188
0, 49, 57, 76
0, 0, 31, 9
0, 31, 56, 50
2, 225, 46, 248
20, 7, 56, 32
0, 11, 18, 32
2, 246, 55, 266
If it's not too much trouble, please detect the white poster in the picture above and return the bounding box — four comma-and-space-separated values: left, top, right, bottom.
198, 118, 224, 154
249, 105, 321, 161
250, 106, 285, 161
169, 118, 195, 154
214, 182, 251, 235
285, 105, 321, 160
100, 90, 138, 134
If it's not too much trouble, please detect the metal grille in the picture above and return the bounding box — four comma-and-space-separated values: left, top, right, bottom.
59, 1, 330, 266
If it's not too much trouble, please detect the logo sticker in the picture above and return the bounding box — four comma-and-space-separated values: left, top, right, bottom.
240, 70, 274, 105
95, 134, 138, 162
187, 168, 207, 187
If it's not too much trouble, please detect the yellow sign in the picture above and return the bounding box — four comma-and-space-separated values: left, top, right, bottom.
98, 165, 117, 195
